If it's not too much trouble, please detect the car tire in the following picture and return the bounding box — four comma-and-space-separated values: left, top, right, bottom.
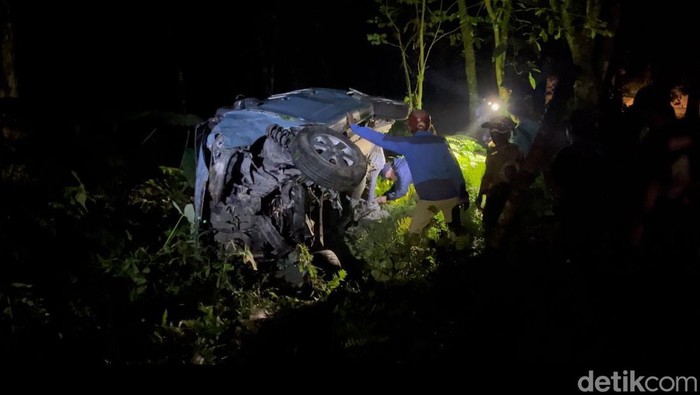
290, 125, 367, 192
312, 249, 342, 280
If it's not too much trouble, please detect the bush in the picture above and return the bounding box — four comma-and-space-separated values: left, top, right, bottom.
345, 135, 488, 281
346, 204, 440, 283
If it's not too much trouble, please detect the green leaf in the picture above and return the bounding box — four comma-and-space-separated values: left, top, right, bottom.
529, 72, 537, 90
172, 201, 183, 215
162, 309, 168, 326
183, 203, 195, 226
242, 245, 257, 271
367, 33, 387, 45
75, 190, 87, 210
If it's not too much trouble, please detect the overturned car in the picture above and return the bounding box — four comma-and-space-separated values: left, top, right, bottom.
194, 88, 407, 265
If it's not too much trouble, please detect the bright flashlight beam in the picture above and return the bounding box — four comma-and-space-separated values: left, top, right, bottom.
490, 102, 500, 111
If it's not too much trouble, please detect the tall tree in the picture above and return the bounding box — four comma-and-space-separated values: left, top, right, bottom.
456, 0, 480, 121
368, 0, 460, 110
1, 0, 18, 98
548, 0, 617, 109
484, 0, 512, 102
516, 0, 618, 108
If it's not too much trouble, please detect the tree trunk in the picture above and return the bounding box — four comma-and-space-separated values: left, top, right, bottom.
567, 31, 598, 109
458, 0, 479, 122
561, 0, 618, 110
1, 0, 18, 98
485, 0, 512, 103
415, 0, 427, 109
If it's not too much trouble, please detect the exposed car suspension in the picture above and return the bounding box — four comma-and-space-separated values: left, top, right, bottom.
266, 124, 296, 148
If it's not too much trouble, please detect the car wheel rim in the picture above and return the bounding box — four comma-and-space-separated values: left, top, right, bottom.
311, 133, 356, 167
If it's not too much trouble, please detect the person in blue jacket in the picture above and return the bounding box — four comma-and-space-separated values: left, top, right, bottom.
375, 156, 413, 204
347, 109, 468, 235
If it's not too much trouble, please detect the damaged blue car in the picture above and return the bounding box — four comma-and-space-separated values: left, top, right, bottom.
194, 88, 407, 266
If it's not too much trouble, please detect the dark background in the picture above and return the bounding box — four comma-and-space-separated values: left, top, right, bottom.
8, 0, 697, 132
10, 1, 400, 118
2, 0, 699, 377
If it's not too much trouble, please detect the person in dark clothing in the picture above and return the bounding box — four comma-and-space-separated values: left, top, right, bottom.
375, 157, 413, 204
347, 109, 468, 235
475, 117, 523, 245
551, 109, 604, 259
508, 95, 540, 159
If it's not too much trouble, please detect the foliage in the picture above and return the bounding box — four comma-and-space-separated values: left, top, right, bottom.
331, 282, 404, 355
446, 135, 486, 193
346, 203, 440, 283
1, 113, 486, 365
447, 135, 487, 252
93, 177, 348, 364
128, 166, 193, 219
1, 153, 348, 364
1, 163, 31, 185
48, 171, 92, 220
448, 0, 617, 110
295, 245, 348, 299
523, 0, 614, 43
367, 0, 461, 109
514, 0, 617, 107
346, 134, 487, 282
0, 283, 50, 337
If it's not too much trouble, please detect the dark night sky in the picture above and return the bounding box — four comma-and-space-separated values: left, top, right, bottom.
12, 1, 401, 116
8, 0, 697, 130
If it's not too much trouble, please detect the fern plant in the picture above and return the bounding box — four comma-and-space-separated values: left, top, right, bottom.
346, 204, 440, 284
